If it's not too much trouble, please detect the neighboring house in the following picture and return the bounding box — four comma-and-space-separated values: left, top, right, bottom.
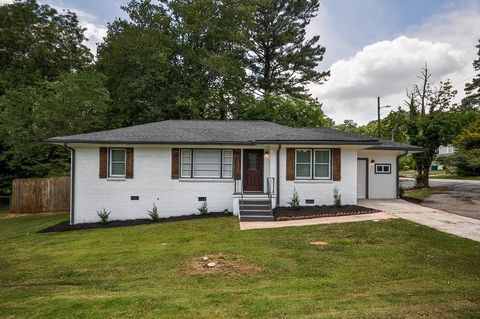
438, 145, 455, 155
431, 145, 455, 170
46, 120, 423, 224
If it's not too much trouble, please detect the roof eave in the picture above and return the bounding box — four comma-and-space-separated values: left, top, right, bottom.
368, 146, 425, 152
44, 139, 257, 145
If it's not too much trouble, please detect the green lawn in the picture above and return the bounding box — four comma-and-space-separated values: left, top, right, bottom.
1, 214, 479, 318
430, 174, 480, 180
402, 187, 447, 201
400, 170, 480, 180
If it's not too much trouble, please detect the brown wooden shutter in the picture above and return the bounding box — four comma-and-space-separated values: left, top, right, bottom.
332, 148, 341, 181
171, 148, 179, 179
126, 148, 134, 179
99, 147, 108, 178
286, 148, 295, 181
233, 149, 241, 179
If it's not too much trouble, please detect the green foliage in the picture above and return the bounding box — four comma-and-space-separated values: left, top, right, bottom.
462, 39, 480, 109
0, 71, 110, 190
240, 94, 328, 127
198, 200, 208, 215
399, 155, 415, 171
0, 0, 97, 195
334, 109, 409, 142
405, 65, 459, 188
289, 188, 300, 210
333, 186, 341, 207
0, 0, 92, 93
147, 203, 160, 221
247, 0, 329, 98
97, 208, 111, 225
96, 0, 252, 126
446, 120, 480, 176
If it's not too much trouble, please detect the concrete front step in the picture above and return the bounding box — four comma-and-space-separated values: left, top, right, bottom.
240, 210, 273, 217
240, 199, 270, 205
240, 205, 271, 211
239, 215, 275, 221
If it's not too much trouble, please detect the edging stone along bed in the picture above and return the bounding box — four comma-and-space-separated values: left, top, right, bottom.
38, 211, 232, 233
274, 205, 379, 221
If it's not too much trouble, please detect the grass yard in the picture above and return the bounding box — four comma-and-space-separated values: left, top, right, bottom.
430, 174, 480, 180
402, 187, 447, 202
1, 214, 479, 318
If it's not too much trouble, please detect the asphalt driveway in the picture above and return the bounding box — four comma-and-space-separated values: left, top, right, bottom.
401, 178, 480, 220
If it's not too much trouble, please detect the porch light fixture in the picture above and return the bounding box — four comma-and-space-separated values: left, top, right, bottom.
370, 159, 376, 164
264, 151, 270, 159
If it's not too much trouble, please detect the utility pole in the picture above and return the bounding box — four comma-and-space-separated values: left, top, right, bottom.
377, 97, 391, 139
377, 97, 381, 137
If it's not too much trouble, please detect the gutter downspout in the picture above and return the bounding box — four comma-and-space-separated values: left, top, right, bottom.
276, 144, 281, 207
64, 143, 75, 225
396, 151, 408, 198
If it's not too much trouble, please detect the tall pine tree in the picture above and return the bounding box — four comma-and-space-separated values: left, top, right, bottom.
246, 0, 329, 98
462, 39, 480, 109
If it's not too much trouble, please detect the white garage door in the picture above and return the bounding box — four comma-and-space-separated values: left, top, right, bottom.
357, 159, 367, 199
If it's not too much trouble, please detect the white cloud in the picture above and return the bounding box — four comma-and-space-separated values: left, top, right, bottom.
312, 4, 480, 125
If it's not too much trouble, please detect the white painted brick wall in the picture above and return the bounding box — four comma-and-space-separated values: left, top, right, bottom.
278, 146, 358, 207
73, 145, 237, 223
71, 144, 400, 224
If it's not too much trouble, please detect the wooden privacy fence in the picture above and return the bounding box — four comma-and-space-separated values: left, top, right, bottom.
10, 177, 70, 213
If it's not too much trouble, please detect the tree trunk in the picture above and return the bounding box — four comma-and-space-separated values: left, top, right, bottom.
415, 163, 430, 188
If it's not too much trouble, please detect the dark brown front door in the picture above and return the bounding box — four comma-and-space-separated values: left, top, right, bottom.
243, 149, 263, 192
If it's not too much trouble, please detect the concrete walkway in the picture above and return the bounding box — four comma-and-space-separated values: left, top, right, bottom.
359, 199, 480, 242
239, 212, 396, 230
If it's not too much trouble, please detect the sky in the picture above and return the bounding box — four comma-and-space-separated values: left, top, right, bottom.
3, 0, 480, 125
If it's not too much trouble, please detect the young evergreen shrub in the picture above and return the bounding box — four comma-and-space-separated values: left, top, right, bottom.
333, 186, 342, 207
198, 200, 208, 215
97, 208, 111, 225
289, 188, 300, 210
147, 203, 160, 221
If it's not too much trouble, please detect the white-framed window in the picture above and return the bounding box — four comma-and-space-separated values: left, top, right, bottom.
180, 149, 233, 179
109, 148, 126, 178
222, 150, 233, 178
295, 148, 332, 180
181, 149, 192, 178
295, 149, 312, 179
375, 163, 391, 174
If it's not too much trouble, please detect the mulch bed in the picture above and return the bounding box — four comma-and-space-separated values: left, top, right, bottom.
38, 211, 232, 233
274, 205, 379, 221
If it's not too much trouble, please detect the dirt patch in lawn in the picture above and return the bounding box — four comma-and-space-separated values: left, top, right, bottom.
274, 205, 379, 221
38, 211, 232, 233
184, 254, 260, 276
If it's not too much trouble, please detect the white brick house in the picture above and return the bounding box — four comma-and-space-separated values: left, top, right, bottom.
47, 120, 423, 224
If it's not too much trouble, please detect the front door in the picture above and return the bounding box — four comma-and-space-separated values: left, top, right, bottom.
243, 149, 264, 192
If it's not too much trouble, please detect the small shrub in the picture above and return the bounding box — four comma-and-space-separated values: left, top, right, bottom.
333, 186, 341, 207
198, 200, 208, 215
97, 208, 111, 225
147, 203, 160, 221
399, 187, 405, 197
289, 188, 300, 210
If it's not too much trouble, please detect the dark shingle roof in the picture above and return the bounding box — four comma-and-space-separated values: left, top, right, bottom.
45, 120, 421, 150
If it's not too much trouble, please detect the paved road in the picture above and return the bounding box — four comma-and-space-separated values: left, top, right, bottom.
360, 199, 480, 242
400, 178, 480, 220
